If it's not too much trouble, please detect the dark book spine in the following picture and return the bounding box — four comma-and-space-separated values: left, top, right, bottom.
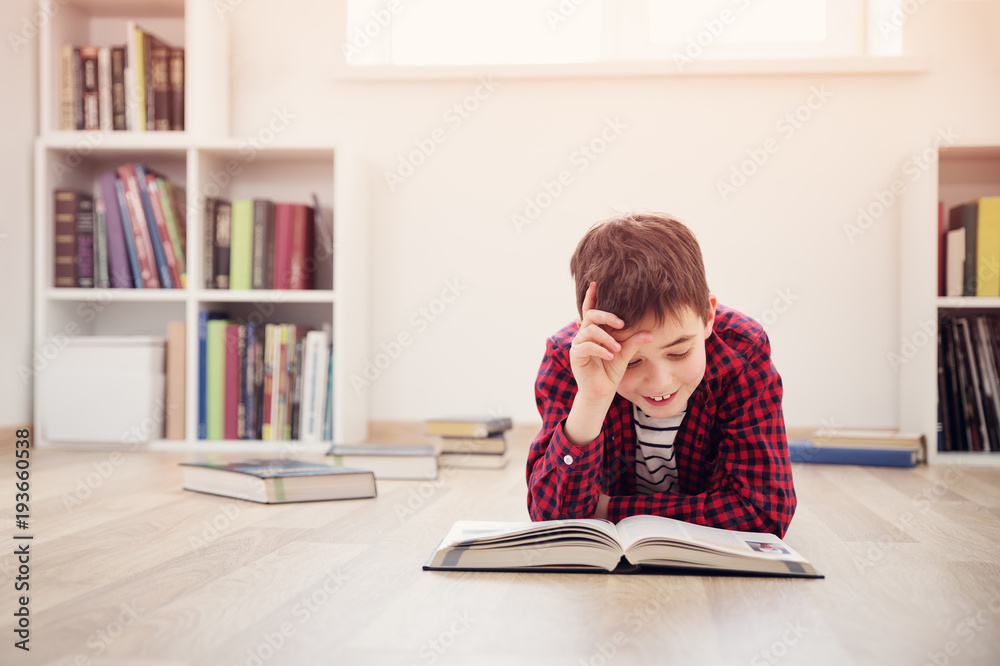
254, 324, 265, 439
214, 201, 232, 289
80, 45, 100, 130
169, 48, 184, 131
75, 194, 95, 288
53, 190, 78, 287
251, 200, 274, 289
143, 29, 154, 131
203, 198, 216, 288
111, 47, 126, 130
150, 38, 171, 131
73, 47, 84, 130
291, 336, 304, 440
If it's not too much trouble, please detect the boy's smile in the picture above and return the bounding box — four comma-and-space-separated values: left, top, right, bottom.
609, 296, 717, 419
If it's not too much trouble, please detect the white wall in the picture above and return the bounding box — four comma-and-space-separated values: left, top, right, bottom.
2, 0, 999, 430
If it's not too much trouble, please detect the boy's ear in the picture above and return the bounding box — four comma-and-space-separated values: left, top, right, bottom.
703, 294, 718, 338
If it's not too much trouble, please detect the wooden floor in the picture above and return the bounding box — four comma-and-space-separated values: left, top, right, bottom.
4, 425, 1000, 666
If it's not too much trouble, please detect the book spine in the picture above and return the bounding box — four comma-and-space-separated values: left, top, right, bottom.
145, 175, 182, 288
72, 46, 84, 130
53, 190, 77, 288
203, 198, 216, 288
149, 37, 171, 131
94, 196, 110, 288
787, 441, 915, 468
60, 45, 74, 130
197, 311, 213, 439
290, 335, 304, 440
111, 47, 126, 131
977, 198, 1000, 298
262, 324, 274, 440
323, 350, 334, 440
251, 200, 271, 289
112, 178, 142, 287
134, 164, 173, 288
141, 28, 152, 131
166, 320, 186, 440
75, 194, 95, 288
229, 200, 253, 290
80, 46, 100, 131
206, 319, 227, 440
273, 203, 293, 289
289, 205, 314, 289
124, 21, 137, 131
169, 48, 184, 131
98, 47, 112, 133
238, 324, 248, 439
116, 164, 159, 287
224, 324, 240, 440
245, 322, 257, 439
214, 201, 232, 289
300, 332, 317, 441
963, 202, 978, 297
158, 178, 186, 288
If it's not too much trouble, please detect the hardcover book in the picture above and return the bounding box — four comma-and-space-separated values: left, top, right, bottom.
425, 416, 513, 439
180, 459, 377, 504
53, 190, 78, 288
327, 443, 439, 480
788, 439, 919, 468
424, 516, 822, 577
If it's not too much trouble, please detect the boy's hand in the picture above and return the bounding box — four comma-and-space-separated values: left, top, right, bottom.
570, 281, 651, 404
563, 282, 651, 448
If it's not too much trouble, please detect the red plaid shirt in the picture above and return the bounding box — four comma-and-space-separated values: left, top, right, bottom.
526, 304, 796, 537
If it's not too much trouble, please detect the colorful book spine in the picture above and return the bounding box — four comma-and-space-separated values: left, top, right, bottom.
262, 323, 275, 440
112, 177, 142, 287
289, 205, 314, 289
116, 164, 158, 287
214, 201, 232, 289
145, 174, 182, 288
978, 197, 1000, 297
53, 190, 77, 288
273, 203, 293, 289
197, 311, 226, 439
134, 163, 173, 288
224, 324, 241, 440
158, 178, 186, 288
788, 440, 917, 468
206, 319, 228, 440
229, 199, 253, 290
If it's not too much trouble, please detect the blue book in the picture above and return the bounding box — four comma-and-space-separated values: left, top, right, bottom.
787, 439, 918, 468
113, 178, 142, 288
198, 311, 227, 439
133, 163, 173, 288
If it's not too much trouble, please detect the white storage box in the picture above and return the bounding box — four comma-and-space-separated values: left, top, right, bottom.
42, 336, 166, 444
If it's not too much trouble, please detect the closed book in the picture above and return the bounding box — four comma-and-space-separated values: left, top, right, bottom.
299, 329, 330, 442
134, 163, 173, 288
140, 27, 153, 130
98, 172, 133, 287
75, 194, 95, 288
53, 190, 78, 288
946, 227, 966, 298
165, 321, 186, 439
245, 322, 263, 439
203, 198, 217, 288
110, 46, 126, 130
439, 432, 507, 454
290, 336, 305, 440
168, 48, 184, 131
206, 318, 228, 440
289, 205, 314, 289
157, 178, 186, 288
94, 197, 110, 288
180, 459, 377, 504
949, 202, 978, 297
224, 324, 242, 440
327, 444, 439, 480
237, 324, 248, 439
147, 34, 171, 131
229, 199, 253, 290
810, 429, 925, 450
273, 203, 296, 289
98, 47, 112, 132
262, 324, 276, 440
113, 178, 143, 287
438, 451, 509, 470
198, 311, 226, 439
79, 45, 100, 130
72, 46, 83, 130
214, 201, 232, 289
251, 199, 275, 289
145, 174, 182, 288
788, 439, 918, 468
425, 416, 513, 438
977, 197, 1000, 297
60, 45, 74, 130
117, 164, 159, 287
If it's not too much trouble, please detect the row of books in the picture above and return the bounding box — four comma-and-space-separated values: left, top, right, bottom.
204, 198, 328, 290
940, 197, 1000, 297
54, 165, 187, 289
938, 315, 1000, 453
60, 23, 184, 132
198, 313, 333, 442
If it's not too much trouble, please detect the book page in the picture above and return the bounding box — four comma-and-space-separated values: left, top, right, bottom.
440, 519, 620, 550
615, 515, 806, 561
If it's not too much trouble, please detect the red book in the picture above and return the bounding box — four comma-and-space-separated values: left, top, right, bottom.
273, 203, 314, 289
224, 324, 241, 440
116, 163, 160, 288
145, 174, 183, 288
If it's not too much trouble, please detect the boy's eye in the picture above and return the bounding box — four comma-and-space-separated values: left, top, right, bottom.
669, 349, 693, 360
626, 359, 642, 369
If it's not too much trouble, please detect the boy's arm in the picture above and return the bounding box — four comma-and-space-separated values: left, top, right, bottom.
604, 336, 796, 537
525, 337, 605, 521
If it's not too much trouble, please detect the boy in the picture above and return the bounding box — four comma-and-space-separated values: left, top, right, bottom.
526, 212, 796, 537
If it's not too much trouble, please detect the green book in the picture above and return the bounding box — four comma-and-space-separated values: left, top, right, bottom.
229, 199, 254, 290
206, 319, 228, 439
158, 178, 186, 288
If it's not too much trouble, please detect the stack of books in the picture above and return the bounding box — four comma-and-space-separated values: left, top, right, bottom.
198, 314, 332, 442
426, 416, 512, 469
942, 197, 1000, 297
54, 165, 187, 289
325, 443, 439, 480
788, 430, 925, 468
61, 23, 184, 132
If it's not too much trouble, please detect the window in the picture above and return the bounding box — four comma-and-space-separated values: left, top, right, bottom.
343, 0, 903, 69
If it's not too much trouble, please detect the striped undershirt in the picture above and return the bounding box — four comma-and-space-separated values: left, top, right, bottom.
633, 403, 684, 495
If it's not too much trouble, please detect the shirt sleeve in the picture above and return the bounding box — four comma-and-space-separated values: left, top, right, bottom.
604, 330, 796, 537
525, 335, 605, 521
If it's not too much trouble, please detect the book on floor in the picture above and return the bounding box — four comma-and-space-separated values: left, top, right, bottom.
424, 515, 822, 578
425, 416, 512, 438
180, 459, 376, 503
809, 429, 925, 450
789, 439, 919, 468
439, 432, 507, 454
437, 451, 508, 470
326, 443, 439, 480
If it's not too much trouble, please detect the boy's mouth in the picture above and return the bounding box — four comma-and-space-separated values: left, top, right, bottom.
644, 390, 678, 406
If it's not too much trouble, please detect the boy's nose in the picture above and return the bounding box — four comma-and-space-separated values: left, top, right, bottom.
643, 362, 673, 390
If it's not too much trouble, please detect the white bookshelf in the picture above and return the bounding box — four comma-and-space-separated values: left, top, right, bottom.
899, 141, 1000, 466
33, 0, 369, 449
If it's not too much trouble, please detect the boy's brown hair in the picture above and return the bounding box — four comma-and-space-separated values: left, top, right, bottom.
570, 211, 711, 328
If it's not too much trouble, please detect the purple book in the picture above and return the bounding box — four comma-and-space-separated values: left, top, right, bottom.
98, 171, 134, 288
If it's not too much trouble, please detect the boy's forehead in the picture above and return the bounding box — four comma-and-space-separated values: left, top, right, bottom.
609, 306, 702, 341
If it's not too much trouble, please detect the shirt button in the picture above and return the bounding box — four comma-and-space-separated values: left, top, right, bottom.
563, 454, 573, 465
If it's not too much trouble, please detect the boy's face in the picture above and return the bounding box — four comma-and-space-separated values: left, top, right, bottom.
608, 296, 717, 419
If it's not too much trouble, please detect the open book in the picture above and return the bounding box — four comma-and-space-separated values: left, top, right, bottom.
424, 515, 822, 578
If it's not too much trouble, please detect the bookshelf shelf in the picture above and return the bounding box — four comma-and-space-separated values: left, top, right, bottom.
900, 139, 1000, 466
33, 0, 369, 450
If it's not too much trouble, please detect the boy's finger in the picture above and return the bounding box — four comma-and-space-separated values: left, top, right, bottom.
581, 281, 597, 315
571, 340, 615, 361
619, 331, 653, 363
576, 323, 622, 353
581, 309, 624, 330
